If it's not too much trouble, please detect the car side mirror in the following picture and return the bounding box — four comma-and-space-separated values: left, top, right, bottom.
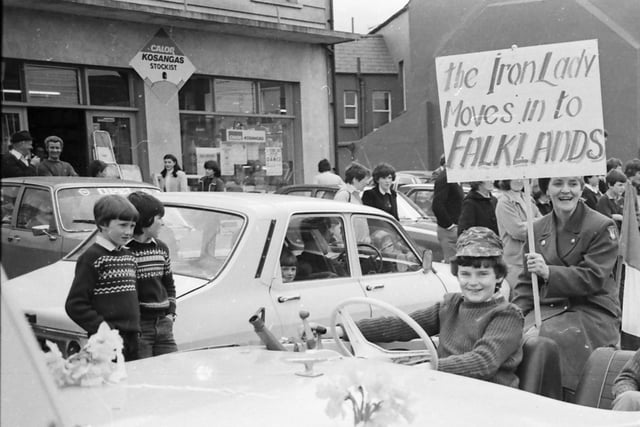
31, 224, 57, 240
422, 248, 433, 274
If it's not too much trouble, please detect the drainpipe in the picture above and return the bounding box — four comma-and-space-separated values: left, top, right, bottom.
357, 57, 365, 139
328, 0, 340, 172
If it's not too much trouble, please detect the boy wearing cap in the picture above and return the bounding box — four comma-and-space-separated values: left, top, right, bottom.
354, 226, 524, 387
2, 130, 36, 178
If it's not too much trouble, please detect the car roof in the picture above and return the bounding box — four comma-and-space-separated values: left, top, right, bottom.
275, 184, 340, 193
157, 191, 394, 218
1, 176, 159, 190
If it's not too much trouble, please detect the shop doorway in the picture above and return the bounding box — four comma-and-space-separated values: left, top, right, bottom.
27, 108, 88, 175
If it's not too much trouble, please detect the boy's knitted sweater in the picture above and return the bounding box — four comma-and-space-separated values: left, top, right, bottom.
65, 242, 139, 335
613, 349, 640, 397
357, 293, 524, 387
128, 239, 176, 317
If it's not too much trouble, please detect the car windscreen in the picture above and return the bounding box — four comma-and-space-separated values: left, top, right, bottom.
67, 205, 245, 280
396, 193, 431, 221
57, 187, 160, 232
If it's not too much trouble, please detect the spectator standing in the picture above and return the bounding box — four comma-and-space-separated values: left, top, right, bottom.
157, 154, 189, 192
64, 195, 140, 361
36, 136, 78, 177
30, 145, 46, 167
533, 177, 553, 215
596, 169, 626, 230
362, 162, 399, 220
1, 130, 36, 178
458, 180, 498, 236
334, 162, 370, 204
624, 158, 640, 195
495, 179, 541, 293
612, 349, 640, 411
88, 159, 108, 177
313, 158, 344, 186
581, 175, 602, 210
431, 154, 446, 180
512, 176, 621, 401
127, 192, 178, 359
198, 160, 225, 192
432, 165, 464, 262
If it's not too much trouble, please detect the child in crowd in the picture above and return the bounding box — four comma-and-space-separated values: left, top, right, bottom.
280, 247, 298, 283
127, 191, 178, 359
596, 169, 626, 230
65, 195, 140, 361
199, 160, 225, 192
612, 348, 640, 411
351, 227, 524, 387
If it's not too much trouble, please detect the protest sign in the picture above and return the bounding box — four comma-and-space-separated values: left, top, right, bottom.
435, 39, 605, 182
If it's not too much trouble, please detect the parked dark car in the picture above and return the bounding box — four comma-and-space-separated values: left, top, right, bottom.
275, 184, 444, 261
1, 177, 160, 278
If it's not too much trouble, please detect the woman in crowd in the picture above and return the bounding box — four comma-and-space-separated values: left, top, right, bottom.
158, 154, 189, 192
335, 162, 370, 205
512, 176, 621, 402
198, 160, 225, 192
362, 162, 398, 220
495, 179, 541, 294
457, 180, 498, 236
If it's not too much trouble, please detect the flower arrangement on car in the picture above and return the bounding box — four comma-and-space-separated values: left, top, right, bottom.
44, 322, 126, 387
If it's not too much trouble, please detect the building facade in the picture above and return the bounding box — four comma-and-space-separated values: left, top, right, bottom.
2, 0, 355, 189
353, 0, 640, 171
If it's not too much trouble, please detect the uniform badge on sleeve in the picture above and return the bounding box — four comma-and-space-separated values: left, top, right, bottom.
608, 225, 618, 240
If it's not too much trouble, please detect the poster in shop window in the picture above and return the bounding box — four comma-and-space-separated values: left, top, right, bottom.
129, 28, 196, 103
435, 39, 605, 182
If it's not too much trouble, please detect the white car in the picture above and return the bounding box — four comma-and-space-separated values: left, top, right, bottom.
5, 192, 459, 355
2, 280, 637, 427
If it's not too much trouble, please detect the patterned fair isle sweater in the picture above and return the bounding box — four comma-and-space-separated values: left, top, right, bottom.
65, 243, 139, 335
127, 239, 176, 317
357, 293, 524, 387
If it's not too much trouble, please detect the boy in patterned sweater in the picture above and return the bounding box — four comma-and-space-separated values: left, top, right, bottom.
127, 191, 177, 358
65, 195, 140, 361
352, 227, 524, 387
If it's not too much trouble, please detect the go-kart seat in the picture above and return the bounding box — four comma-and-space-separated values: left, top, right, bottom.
574, 347, 635, 409
516, 336, 563, 400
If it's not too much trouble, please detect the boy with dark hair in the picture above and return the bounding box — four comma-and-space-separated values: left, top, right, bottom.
351, 227, 524, 387
199, 160, 225, 192
127, 191, 178, 358
65, 195, 140, 361
596, 169, 626, 229
335, 162, 370, 204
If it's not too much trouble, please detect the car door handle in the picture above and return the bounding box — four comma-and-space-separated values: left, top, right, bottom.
7, 235, 20, 242
366, 284, 385, 291
277, 295, 301, 303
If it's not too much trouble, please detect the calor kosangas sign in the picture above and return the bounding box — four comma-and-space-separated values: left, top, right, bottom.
435, 39, 605, 182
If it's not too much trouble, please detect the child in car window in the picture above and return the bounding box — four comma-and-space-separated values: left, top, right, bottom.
65, 195, 140, 361
280, 248, 297, 283
352, 227, 524, 387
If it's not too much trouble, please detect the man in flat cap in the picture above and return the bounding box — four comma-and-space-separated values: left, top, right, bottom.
2, 130, 37, 178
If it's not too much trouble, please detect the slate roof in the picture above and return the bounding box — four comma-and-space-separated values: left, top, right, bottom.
335, 35, 397, 74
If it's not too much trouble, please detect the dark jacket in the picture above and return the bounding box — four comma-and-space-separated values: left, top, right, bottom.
581, 186, 600, 210
457, 190, 498, 236
198, 176, 225, 192
362, 187, 399, 220
1, 153, 36, 178
432, 169, 464, 228
512, 201, 621, 390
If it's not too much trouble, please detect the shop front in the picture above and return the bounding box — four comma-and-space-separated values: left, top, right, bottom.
2, 0, 354, 188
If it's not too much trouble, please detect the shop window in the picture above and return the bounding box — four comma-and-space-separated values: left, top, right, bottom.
2, 113, 21, 151
344, 91, 358, 125
1, 60, 23, 102
214, 79, 256, 114
372, 91, 391, 129
179, 76, 212, 111
87, 69, 131, 107
25, 65, 79, 105
259, 81, 289, 115
180, 114, 295, 193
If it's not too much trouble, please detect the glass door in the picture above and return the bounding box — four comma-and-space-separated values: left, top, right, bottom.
86, 111, 140, 180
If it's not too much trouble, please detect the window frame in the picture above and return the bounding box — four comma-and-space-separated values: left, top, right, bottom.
343, 90, 358, 125
372, 91, 391, 129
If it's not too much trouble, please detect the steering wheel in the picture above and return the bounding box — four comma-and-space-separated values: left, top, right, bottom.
330, 297, 438, 370
357, 243, 383, 274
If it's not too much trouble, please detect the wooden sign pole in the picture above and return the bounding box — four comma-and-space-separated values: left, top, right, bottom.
523, 179, 542, 329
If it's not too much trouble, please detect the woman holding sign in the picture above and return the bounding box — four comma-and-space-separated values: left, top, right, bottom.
511, 176, 621, 402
